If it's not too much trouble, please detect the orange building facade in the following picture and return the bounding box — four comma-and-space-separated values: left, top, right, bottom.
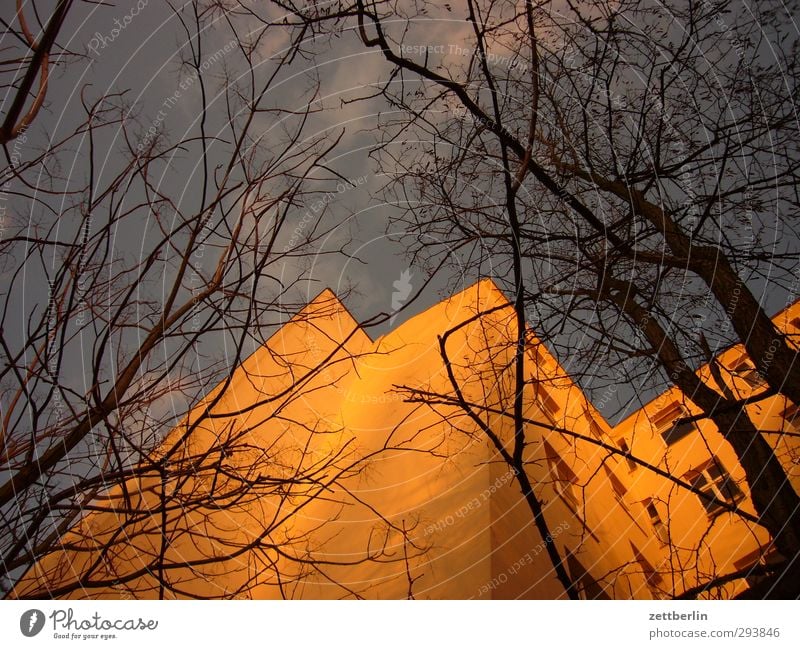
13, 280, 800, 599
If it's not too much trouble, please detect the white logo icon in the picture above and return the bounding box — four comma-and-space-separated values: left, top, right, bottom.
20, 609, 45, 637
390, 269, 413, 325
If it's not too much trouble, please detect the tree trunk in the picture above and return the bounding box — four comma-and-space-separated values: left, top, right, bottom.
606, 281, 800, 570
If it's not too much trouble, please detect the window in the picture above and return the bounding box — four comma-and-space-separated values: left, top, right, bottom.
775, 403, 800, 475
566, 549, 609, 600
543, 440, 579, 509
686, 457, 743, 514
643, 499, 669, 545
534, 383, 559, 416
653, 402, 696, 445
781, 403, 800, 432
586, 415, 607, 442
734, 548, 785, 589
629, 542, 664, 599
602, 464, 627, 503
731, 359, 762, 388
527, 343, 547, 366
618, 438, 636, 471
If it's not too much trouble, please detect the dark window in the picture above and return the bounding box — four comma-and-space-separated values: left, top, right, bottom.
603, 464, 627, 502
734, 548, 785, 589
644, 499, 669, 544
587, 416, 607, 442
535, 383, 559, 416
629, 542, 664, 599
660, 418, 696, 444
618, 439, 636, 471
687, 458, 743, 514
732, 361, 762, 387
782, 403, 800, 431
566, 549, 609, 600
544, 440, 578, 509
654, 403, 697, 445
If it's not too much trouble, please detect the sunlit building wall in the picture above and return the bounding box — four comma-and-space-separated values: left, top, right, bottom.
14, 281, 800, 599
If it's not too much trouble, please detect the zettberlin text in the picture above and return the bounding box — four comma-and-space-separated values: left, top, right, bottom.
649, 611, 708, 621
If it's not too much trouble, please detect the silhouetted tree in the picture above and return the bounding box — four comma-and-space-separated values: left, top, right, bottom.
264, 0, 800, 597
1, 1, 421, 599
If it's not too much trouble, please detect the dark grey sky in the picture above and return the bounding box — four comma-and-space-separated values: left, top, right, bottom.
66, 1, 453, 327
2, 1, 798, 427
